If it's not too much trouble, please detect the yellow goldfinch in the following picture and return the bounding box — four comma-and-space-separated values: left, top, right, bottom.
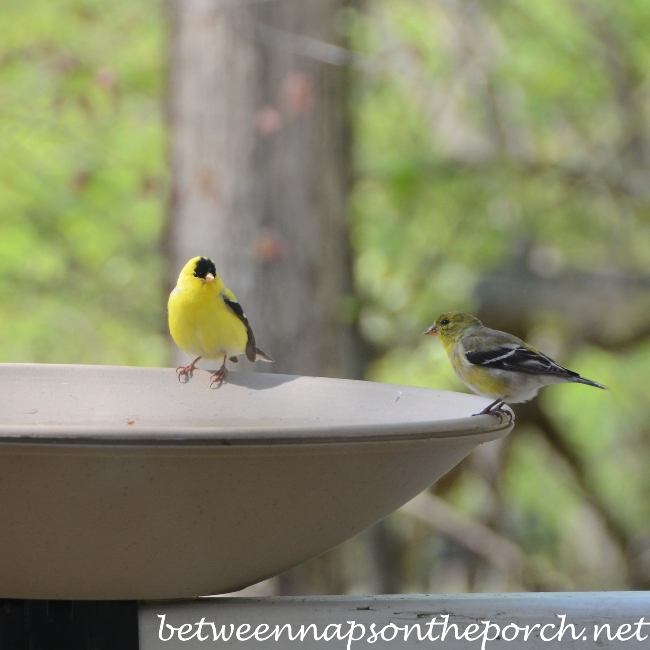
168, 256, 273, 387
424, 312, 605, 416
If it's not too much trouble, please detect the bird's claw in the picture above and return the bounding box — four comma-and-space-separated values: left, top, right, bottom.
210, 367, 227, 389
471, 410, 510, 422
472, 400, 513, 422
176, 365, 194, 382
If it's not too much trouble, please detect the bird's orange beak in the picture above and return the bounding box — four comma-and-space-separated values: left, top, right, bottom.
423, 325, 438, 336
204, 273, 215, 284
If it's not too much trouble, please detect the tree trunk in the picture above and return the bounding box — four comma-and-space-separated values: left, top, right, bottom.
167, 0, 356, 378
167, 0, 361, 593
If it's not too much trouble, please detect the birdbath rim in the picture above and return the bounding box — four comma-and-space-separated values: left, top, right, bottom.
0, 363, 513, 446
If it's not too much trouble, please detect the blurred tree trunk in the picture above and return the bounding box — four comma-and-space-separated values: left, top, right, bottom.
167, 0, 364, 593
167, 0, 359, 379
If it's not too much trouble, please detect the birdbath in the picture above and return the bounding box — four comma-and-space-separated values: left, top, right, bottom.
0, 363, 512, 647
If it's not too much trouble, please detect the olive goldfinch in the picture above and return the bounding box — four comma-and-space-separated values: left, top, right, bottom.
424, 312, 605, 415
168, 257, 272, 387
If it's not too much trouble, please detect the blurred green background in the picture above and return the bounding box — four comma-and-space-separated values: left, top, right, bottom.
0, 0, 167, 366
2, 0, 650, 592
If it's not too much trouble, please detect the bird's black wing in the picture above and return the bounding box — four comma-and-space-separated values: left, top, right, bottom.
223, 297, 257, 362
465, 345, 577, 378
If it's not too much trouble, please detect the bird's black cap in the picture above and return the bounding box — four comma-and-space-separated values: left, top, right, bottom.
193, 257, 217, 279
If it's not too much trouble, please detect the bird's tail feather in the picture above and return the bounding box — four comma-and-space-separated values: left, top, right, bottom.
571, 376, 607, 389
255, 347, 274, 362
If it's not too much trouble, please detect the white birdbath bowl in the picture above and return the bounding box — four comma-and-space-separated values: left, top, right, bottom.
0, 364, 513, 599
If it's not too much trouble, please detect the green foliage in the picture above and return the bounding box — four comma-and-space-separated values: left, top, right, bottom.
350, 0, 650, 589
0, 0, 167, 365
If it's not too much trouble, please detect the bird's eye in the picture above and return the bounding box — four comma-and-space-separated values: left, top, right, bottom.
440, 318, 450, 326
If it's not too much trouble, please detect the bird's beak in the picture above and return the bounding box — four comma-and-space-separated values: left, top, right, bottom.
423, 325, 438, 336
204, 273, 215, 284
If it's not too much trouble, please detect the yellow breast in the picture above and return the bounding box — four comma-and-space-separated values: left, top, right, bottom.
168, 283, 248, 360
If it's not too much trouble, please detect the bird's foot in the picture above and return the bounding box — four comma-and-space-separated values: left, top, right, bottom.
176, 356, 201, 382
472, 400, 512, 422
210, 359, 228, 389
176, 365, 194, 382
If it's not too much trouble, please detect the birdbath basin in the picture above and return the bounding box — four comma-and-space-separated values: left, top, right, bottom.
0, 364, 513, 600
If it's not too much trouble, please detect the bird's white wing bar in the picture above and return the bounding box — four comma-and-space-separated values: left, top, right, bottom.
479, 348, 518, 363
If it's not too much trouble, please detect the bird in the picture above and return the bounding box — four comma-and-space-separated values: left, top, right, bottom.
168, 256, 273, 387
424, 311, 606, 417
